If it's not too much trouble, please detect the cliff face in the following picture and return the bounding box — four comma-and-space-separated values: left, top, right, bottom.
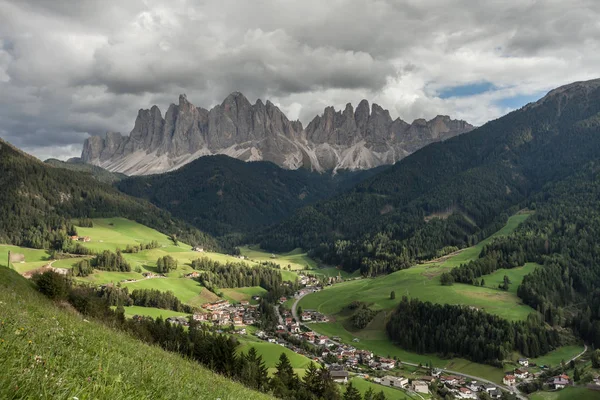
81, 93, 474, 175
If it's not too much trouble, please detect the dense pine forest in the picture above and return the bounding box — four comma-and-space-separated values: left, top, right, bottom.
191, 256, 284, 292
0, 138, 217, 251
117, 155, 385, 238
386, 297, 561, 366
260, 81, 600, 277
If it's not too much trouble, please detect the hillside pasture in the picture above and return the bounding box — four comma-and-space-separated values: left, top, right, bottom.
299, 213, 537, 383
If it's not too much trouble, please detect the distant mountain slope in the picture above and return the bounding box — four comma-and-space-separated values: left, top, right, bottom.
117, 155, 386, 237
45, 157, 126, 184
260, 79, 600, 275
0, 137, 216, 250
80, 93, 473, 175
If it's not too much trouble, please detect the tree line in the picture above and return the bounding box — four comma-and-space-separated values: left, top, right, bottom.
191, 257, 283, 292
386, 297, 560, 366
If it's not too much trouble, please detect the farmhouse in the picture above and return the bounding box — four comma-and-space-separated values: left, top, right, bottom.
379, 358, 396, 370
203, 300, 230, 311
457, 387, 476, 399
502, 375, 516, 386
381, 375, 408, 388
514, 368, 528, 379
549, 374, 570, 389
518, 358, 529, 367
441, 375, 459, 387
78, 236, 91, 242
329, 366, 349, 384
192, 247, 204, 252
185, 271, 200, 278
301, 312, 312, 322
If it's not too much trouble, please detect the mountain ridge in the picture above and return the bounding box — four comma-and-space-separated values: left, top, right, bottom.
81, 93, 473, 175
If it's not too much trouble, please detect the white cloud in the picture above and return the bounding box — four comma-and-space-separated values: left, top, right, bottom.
0, 0, 599, 159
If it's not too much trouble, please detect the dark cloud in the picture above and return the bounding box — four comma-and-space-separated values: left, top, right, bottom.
0, 0, 599, 159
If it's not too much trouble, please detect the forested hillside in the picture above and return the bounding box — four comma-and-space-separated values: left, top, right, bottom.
45, 157, 126, 184
117, 155, 385, 237
0, 138, 216, 250
261, 79, 600, 276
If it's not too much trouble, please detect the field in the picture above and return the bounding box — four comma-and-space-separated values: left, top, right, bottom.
240, 245, 317, 270
530, 387, 600, 400
0, 244, 52, 273
531, 345, 586, 368
118, 305, 191, 319
69, 218, 279, 308
221, 287, 267, 303
0, 266, 270, 400
299, 213, 536, 383
240, 245, 358, 279
347, 377, 427, 400
237, 338, 314, 377
483, 263, 540, 293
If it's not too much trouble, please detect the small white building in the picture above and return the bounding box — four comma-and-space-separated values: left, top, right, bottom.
412, 380, 429, 394
518, 358, 529, 367
381, 375, 408, 388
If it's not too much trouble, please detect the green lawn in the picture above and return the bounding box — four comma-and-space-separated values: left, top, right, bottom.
0, 266, 270, 400
530, 386, 600, 400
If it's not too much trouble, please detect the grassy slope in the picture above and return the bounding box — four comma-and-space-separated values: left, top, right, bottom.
0, 244, 51, 272
530, 387, 600, 400
299, 213, 536, 383
301, 213, 535, 322
240, 245, 318, 270
119, 305, 191, 319
532, 345, 586, 367
347, 377, 425, 400
0, 266, 270, 400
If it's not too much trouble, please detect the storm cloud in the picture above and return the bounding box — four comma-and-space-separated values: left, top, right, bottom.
0, 0, 599, 159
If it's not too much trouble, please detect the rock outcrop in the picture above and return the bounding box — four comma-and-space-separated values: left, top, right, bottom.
81, 93, 473, 175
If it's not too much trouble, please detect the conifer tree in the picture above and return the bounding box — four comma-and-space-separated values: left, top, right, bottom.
343, 382, 362, 400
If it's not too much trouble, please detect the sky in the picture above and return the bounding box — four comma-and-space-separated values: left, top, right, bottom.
0, 0, 599, 160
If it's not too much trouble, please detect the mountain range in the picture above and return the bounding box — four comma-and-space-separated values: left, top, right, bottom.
260, 79, 600, 274
80, 93, 473, 175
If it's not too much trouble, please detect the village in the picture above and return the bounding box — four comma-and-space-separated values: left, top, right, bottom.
121, 268, 593, 400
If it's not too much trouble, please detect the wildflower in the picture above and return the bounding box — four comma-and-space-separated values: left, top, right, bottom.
28, 340, 32, 344
34, 355, 43, 364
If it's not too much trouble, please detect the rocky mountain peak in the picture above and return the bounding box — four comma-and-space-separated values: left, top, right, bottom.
81, 93, 474, 175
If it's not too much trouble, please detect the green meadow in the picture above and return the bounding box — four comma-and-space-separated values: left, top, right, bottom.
300, 212, 537, 383
118, 305, 191, 320
347, 377, 427, 400
530, 387, 600, 400
240, 245, 317, 270
531, 345, 586, 368
0, 244, 51, 273
0, 266, 270, 400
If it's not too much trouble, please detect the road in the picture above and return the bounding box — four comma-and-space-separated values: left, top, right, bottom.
291, 290, 527, 399
568, 343, 588, 363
